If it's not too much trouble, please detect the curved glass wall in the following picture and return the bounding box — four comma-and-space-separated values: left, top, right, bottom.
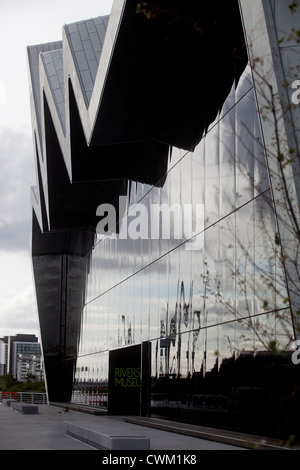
72, 64, 296, 437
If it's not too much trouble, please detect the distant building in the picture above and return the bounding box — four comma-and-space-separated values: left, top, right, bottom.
0, 335, 43, 382
0, 340, 8, 375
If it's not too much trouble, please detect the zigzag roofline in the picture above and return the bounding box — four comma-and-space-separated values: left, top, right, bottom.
28, 0, 248, 234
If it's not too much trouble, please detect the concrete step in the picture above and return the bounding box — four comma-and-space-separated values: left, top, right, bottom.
124, 416, 295, 450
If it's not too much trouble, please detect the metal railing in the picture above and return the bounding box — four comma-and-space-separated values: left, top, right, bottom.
0, 391, 48, 404
71, 391, 108, 407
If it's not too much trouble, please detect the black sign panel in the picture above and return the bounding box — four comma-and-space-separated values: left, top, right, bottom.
108, 344, 142, 415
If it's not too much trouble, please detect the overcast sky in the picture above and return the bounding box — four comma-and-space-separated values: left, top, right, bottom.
0, 0, 114, 339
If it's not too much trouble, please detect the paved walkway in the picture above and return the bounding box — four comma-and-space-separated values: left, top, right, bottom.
0, 402, 296, 452
0, 403, 243, 451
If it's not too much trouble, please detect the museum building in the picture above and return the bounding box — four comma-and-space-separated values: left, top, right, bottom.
28, 0, 300, 438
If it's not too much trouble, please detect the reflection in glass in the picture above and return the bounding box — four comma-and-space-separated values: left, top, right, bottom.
72, 65, 296, 438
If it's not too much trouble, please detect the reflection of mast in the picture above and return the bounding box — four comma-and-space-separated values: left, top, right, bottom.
166, 303, 170, 375
170, 281, 179, 347
160, 320, 166, 337
186, 281, 193, 374
192, 310, 201, 373
203, 278, 208, 375
178, 280, 194, 376
128, 323, 132, 344
122, 315, 125, 346
155, 340, 158, 377
159, 320, 169, 376
170, 355, 176, 375
177, 281, 182, 376
170, 317, 176, 346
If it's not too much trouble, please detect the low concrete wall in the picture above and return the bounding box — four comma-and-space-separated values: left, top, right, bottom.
63, 421, 150, 450
10, 402, 39, 414
2, 399, 18, 407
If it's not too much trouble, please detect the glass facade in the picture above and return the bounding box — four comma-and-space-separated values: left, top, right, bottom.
28, 0, 300, 440
72, 63, 297, 437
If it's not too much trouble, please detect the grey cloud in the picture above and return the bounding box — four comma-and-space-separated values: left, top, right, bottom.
0, 127, 35, 252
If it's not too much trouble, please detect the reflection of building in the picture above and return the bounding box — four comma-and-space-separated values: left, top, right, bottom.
16, 353, 43, 383
28, 1, 300, 439
0, 335, 43, 382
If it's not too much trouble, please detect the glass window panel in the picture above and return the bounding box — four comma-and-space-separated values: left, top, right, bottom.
72, 28, 297, 439
204, 121, 220, 227
273, 0, 300, 47
140, 265, 151, 342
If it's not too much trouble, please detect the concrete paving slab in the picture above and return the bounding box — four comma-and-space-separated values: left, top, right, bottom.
0, 403, 243, 451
